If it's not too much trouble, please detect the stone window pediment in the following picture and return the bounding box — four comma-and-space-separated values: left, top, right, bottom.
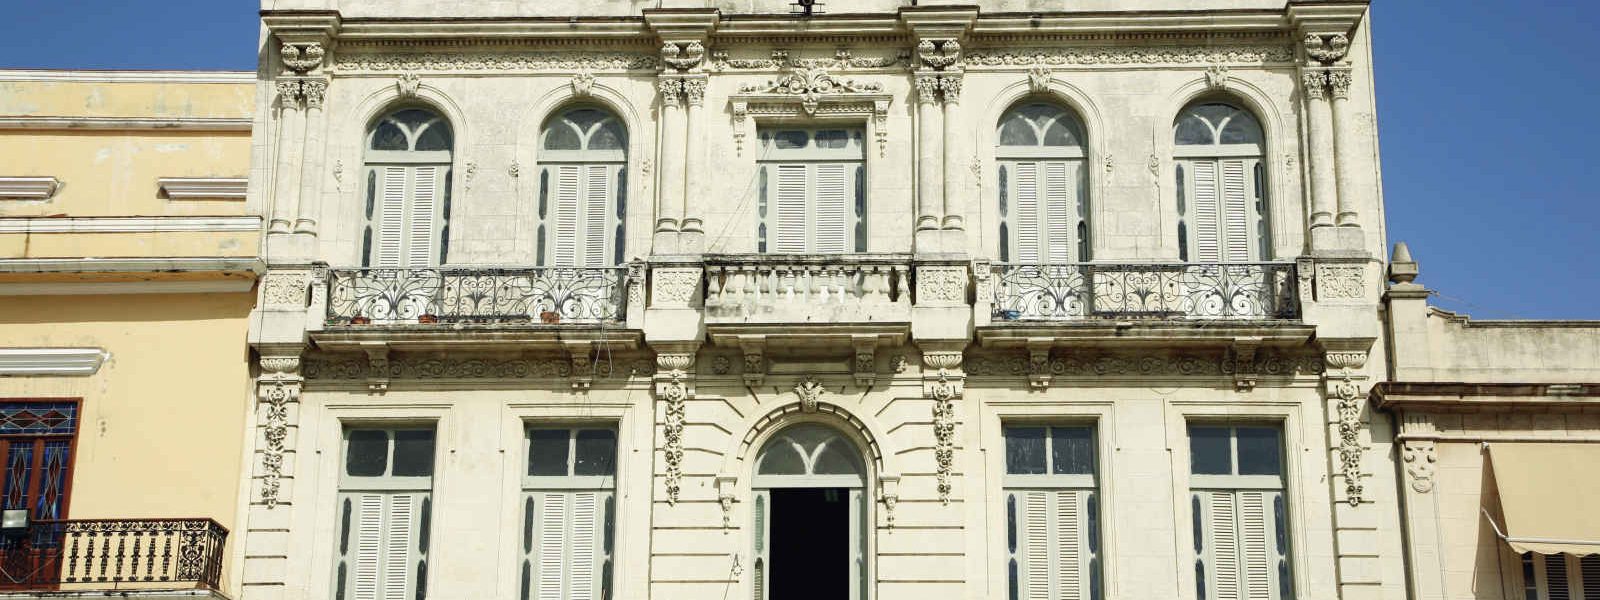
729, 66, 891, 158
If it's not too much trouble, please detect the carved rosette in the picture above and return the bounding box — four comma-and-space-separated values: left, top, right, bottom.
257, 354, 303, 509
1402, 440, 1437, 493
656, 353, 695, 505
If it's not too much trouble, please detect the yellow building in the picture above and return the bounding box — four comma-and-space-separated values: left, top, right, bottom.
0, 69, 258, 598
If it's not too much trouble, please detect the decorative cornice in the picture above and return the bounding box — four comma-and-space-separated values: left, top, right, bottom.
303, 355, 657, 381
333, 51, 660, 73
0, 176, 61, 201
710, 48, 909, 72
964, 44, 1296, 68
0, 257, 265, 275
0, 348, 110, 376
968, 348, 1324, 379
0, 117, 252, 132
157, 178, 248, 200
0, 216, 260, 234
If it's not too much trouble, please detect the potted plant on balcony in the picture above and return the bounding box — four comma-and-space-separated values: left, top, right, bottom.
350, 316, 371, 325
540, 310, 561, 324
417, 314, 440, 324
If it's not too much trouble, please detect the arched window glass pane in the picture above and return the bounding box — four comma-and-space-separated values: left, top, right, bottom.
590, 120, 626, 150
371, 121, 408, 151
543, 123, 582, 150
1219, 111, 1264, 145
1040, 118, 1079, 147
393, 109, 435, 131
413, 120, 453, 152
565, 109, 607, 137
1174, 114, 1214, 145
998, 114, 1038, 146
999, 103, 1083, 148
756, 425, 862, 476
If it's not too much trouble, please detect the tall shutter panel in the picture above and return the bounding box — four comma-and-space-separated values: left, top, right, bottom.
1191, 161, 1221, 263
407, 167, 438, 268
1022, 491, 1049, 600
536, 493, 568, 600
553, 166, 581, 267
1055, 490, 1084, 599
1581, 556, 1600, 600
1207, 491, 1241, 600
752, 490, 770, 600
583, 166, 611, 267
354, 494, 385, 600
571, 492, 598, 600
1220, 160, 1250, 262
1042, 161, 1073, 263
383, 495, 416, 600
774, 165, 808, 254
1238, 491, 1272, 600
375, 168, 408, 268
814, 163, 849, 253
1013, 162, 1040, 263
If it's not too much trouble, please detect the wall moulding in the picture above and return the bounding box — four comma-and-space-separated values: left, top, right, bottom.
710, 48, 911, 72
966, 348, 1324, 380
301, 354, 657, 384
963, 44, 1296, 68
331, 50, 660, 73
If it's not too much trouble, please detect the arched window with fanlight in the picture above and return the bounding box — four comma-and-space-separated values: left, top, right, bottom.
537, 107, 628, 267
362, 107, 454, 267
1173, 102, 1271, 263
996, 102, 1090, 264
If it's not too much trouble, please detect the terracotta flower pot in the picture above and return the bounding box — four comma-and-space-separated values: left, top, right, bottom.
350, 316, 371, 325
418, 314, 440, 324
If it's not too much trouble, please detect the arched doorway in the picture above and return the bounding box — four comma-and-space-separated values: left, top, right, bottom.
751, 424, 868, 600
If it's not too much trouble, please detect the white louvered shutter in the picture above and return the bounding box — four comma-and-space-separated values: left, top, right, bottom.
1015, 490, 1092, 600
529, 491, 609, 600
407, 167, 438, 268
345, 493, 427, 600
752, 490, 771, 600
1042, 161, 1074, 263
375, 168, 408, 268
1013, 162, 1040, 263
814, 163, 849, 253
583, 165, 612, 267
1198, 490, 1286, 600
773, 165, 808, 254
1190, 161, 1221, 263
1220, 160, 1250, 262
553, 166, 581, 267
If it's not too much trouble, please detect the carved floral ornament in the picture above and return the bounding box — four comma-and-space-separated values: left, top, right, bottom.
739, 67, 884, 115
333, 51, 660, 73
276, 78, 328, 110
1304, 33, 1352, 64
963, 44, 1296, 68
280, 42, 325, 74
661, 41, 706, 72
710, 48, 908, 72
256, 354, 302, 509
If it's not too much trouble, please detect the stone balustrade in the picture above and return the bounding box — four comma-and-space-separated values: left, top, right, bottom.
703, 254, 913, 325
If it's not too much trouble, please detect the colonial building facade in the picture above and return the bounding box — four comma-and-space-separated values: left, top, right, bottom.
0, 70, 256, 597
244, 2, 1405, 600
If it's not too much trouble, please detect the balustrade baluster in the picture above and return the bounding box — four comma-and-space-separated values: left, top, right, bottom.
66, 532, 81, 582
129, 532, 142, 582
146, 529, 160, 581
707, 266, 724, 303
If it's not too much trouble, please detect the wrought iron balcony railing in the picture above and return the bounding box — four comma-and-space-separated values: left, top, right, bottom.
990, 262, 1299, 321
0, 518, 227, 590
326, 267, 628, 326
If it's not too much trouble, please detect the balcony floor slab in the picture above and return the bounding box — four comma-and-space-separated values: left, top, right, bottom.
975, 320, 1315, 350
312, 325, 643, 353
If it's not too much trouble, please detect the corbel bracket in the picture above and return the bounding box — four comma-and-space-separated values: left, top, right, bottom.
360, 342, 390, 393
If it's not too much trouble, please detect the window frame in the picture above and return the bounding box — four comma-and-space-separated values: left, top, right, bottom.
1171, 101, 1271, 263
361, 107, 456, 268
1000, 423, 1104, 600
994, 102, 1092, 265
1519, 552, 1600, 600
754, 125, 869, 255
535, 106, 629, 268
522, 426, 619, 491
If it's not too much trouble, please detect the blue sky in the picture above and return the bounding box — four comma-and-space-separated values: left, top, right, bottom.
2, 2, 1595, 319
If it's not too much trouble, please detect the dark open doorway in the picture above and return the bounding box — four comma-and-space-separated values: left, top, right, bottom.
769, 488, 850, 600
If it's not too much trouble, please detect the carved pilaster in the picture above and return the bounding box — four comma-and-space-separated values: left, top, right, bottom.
923, 351, 964, 504
938, 73, 962, 105
1320, 343, 1371, 507
257, 353, 304, 509
299, 79, 328, 110
655, 352, 696, 505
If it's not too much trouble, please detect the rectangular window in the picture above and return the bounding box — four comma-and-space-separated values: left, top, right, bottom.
1521, 553, 1600, 600
1189, 425, 1292, 600
1002, 425, 1101, 600
520, 427, 617, 600
756, 127, 867, 254
333, 428, 436, 600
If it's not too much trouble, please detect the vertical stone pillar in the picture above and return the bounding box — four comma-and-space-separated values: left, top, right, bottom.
240, 351, 304, 599
680, 76, 708, 254
1327, 67, 1361, 229
1303, 69, 1338, 242
294, 79, 329, 235
1319, 340, 1383, 598
655, 79, 686, 253
269, 81, 305, 235
915, 73, 945, 239
922, 349, 964, 504
940, 74, 964, 232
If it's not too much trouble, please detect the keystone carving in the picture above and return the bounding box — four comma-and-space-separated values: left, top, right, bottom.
794, 376, 825, 413
396, 73, 421, 99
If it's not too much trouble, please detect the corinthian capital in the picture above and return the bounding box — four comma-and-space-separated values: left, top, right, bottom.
1301, 69, 1329, 101
300, 79, 328, 109
682, 78, 707, 107
658, 78, 685, 108
939, 74, 962, 104
914, 73, 943, 105
1325, 69, 1353, 100
275, 80, 304, 110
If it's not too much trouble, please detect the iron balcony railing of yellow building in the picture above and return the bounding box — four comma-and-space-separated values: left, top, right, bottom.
0, 518, 227, 591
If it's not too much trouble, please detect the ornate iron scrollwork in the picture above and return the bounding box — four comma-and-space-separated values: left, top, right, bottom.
326, 267, 627, 325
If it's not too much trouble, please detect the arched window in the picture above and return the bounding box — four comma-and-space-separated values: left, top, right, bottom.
537, 107, 628, 267
750, 424, 868, 600
996, 102, 1089, 263
1173, 102, 1270, 262
362, 107, 454, 267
